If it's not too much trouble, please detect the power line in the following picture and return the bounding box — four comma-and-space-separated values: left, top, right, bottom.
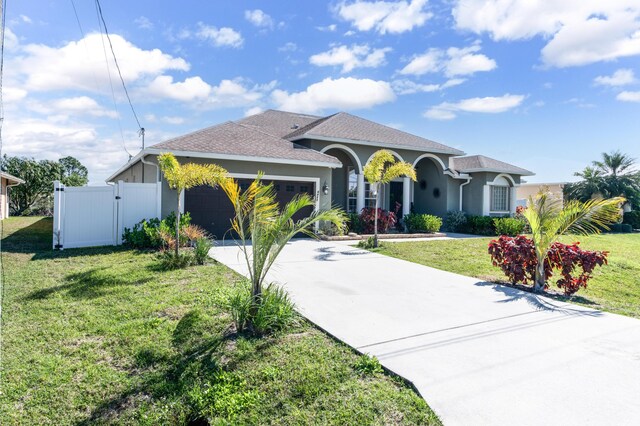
94, 0, 142, 131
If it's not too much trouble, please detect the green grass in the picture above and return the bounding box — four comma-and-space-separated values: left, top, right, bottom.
377, 233, 640, 319
0, 217, 439, 425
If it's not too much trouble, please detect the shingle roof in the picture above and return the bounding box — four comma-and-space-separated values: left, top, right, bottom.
284, 112, 465, 155
450, 155, 534, 176
150, 121, 341, 165
236, 109, 322, 138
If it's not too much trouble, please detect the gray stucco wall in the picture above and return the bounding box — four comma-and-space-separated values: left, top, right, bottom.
413, 157, 449, 217
111, 159, 158, 184
324, 149, 355, 211
462, 172, 522, 216
111, 154, 334, 219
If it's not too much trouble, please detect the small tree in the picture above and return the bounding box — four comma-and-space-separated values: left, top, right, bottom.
59, 156, 89, 187
219, 175, 346, 325
157, 153, 227, 256
363, 150, 416, 247
522, 190, 624, 292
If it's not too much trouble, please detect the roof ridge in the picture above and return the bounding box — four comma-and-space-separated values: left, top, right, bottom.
283, 113, 337, 139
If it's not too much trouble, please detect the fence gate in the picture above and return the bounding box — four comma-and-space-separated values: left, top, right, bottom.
53, 180, 161, 249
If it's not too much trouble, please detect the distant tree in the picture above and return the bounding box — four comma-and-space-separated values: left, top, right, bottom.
1, 155, 62, 215
565, 151, 640, 208
59, 156, 88, 186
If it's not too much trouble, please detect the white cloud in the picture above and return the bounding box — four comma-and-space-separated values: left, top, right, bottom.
145, 75, 212, 101
244, 106, 264, 116
196, 23, 243, 48
20, 15, 33, 24
594, 69, 636, 86
272, 77, 395, 114
134, 16, 153, 30
400, 44, 496, 77
27, 96, 118, 119
316, 24, 338, 32
392, 78, 465, 94
337, 0, 432, 34
310, 44, 392, 73
278, 42, 297, 52
3, 87, 28, 102
452, 0, 640, 68
162, 116, 185, 125
9, 33, 189, 93
245, 9, 274, 29
424, 94, 525, 120
617, 91, 640, 102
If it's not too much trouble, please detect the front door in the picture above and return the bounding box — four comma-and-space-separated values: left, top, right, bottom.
389, 181, 403, 215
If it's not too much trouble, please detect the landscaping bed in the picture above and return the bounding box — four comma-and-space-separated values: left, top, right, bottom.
320, 232, 446, 241
0, 217, 440, 425
376, 234, 640, 319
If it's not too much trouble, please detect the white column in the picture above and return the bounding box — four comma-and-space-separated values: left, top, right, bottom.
509, 186, 517, 214
402, 176, 411, 217
482, 185, 491, 216
356, 173, 365, 213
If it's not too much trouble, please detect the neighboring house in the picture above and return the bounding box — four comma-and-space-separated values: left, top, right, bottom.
107, 110, 534, 237
1, 172, 25, 220
516, 182, 566, 207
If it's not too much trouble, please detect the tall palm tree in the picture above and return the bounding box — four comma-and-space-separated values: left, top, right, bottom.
363, 150, 416, 247
158, 153, 227, 256
593, 151, 636, 177
219, 175, 346, 320
565, 166, 606, 201
522, 190, 624, 292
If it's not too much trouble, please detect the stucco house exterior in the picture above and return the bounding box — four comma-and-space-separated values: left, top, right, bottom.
1, 171, 24, 220
107, 110, 533, 237
516, 182, 566, 207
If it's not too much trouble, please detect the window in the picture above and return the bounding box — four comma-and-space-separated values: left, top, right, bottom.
274, 184, 280, 191
347, 166, 376, 213
286, 184, 295, 192
491, 186, 509, 211
299, 185, 308, 193
239, 182, 250, 191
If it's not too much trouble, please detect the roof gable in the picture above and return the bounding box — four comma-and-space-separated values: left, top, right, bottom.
451, 155, 534, 176
285, 112, 465, 155
150, 121, 340, 166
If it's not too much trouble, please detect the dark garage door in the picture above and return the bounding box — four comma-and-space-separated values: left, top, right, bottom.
185, 179, 316, 239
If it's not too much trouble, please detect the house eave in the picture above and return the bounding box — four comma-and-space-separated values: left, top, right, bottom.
106, 148, 341, 183
289, 134, 466, 156
458, 168, 535, 176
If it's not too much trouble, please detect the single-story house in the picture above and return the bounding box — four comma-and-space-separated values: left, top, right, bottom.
107, 110, 534, 237
516, 182, 566, 207
1, 171, 25, 220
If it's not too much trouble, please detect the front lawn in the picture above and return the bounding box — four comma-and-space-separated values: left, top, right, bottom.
378, 233, 640, 319
0, 217, 439, 425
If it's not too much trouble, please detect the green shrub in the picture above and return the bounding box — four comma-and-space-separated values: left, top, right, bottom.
346, 212, 363, 234
224, 282, 297, 335
122, 212, 192, 249
156, 250, 195, 270
443, 210, 467, 232
353, 354, 383, 376
610, 223, 633, 233
623, 211, 640, 229
356, 236, 377, 249
193, 237, 212, 265
493, 217, 526, 236
404, 213, 442, 233
464, 215, 496, 235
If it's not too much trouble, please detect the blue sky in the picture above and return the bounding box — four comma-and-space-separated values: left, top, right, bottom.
3, 0, 640, 183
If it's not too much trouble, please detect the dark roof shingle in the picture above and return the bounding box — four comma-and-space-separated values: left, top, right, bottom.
236, 109, 322, 138
285, 112, 465, 155
451, 155, 534, 176
151, 121, 340, 165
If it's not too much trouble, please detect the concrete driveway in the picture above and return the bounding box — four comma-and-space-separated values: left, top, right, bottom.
211, 240, 640, 426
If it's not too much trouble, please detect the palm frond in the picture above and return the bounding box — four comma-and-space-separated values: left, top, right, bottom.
382, 162, 417, 183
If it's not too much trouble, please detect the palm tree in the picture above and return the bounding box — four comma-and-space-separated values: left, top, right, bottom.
363, 150, 416, 247
157, 153, 227, 256
567, 151, 640, 208
522, 190, 624, 293
219, 175, 346, 321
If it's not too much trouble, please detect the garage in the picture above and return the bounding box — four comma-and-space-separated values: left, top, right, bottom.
185, 179, 316, 239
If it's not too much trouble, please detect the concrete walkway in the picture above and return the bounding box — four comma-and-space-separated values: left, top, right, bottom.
211, 240, 640, 426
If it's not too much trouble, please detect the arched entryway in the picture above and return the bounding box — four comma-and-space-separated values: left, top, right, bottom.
321, 145, 367, 213
412, 155, 449, 217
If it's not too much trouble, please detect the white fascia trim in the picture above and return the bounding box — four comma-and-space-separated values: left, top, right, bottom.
106, 151, 145, 183
145, 148, 341, 169
459, 168, 535, 176
291, 134, 466, 156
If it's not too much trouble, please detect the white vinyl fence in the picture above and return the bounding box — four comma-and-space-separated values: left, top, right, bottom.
53, 180, 161, 249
